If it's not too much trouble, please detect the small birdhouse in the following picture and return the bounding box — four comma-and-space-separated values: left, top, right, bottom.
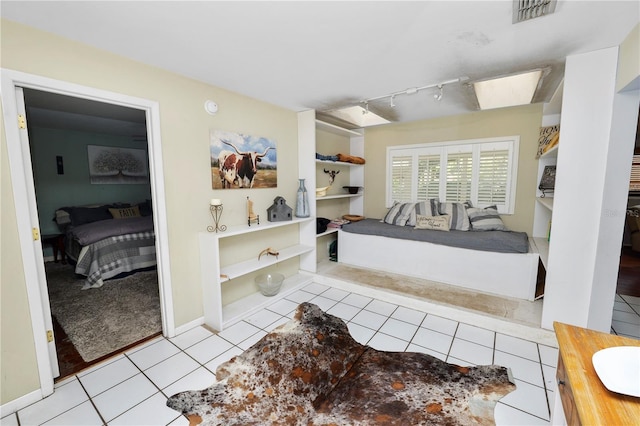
267, 196, 292, 222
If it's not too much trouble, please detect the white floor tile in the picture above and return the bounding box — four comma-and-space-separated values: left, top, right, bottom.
421, 314, 459, 335
77, 354, 126, 377
168, 414, 190, 425
308, 295, 338, 311
449, 338, 494, 365
499, 378, 550, 421
455, 323, 495, 348
264, 316, 290, 332
621, 294, 640, 307
109, 392, 181, 426
350, 309, 388, 330
614, 300, 637, 313
341, 292, 373, 308
237, 330, 268, 350
368, 332, 409, 352
495, 333, 540, 362
326, 302, 361, 322
541, 364, 557, 391
126, 339, 181, 371
243, 309, 284, 329
320, 287, 350, 301
91, 373, 157, 422
365, 299, 398, 316
266, 298, 299, 316
124, 335, 165, 355
302, 282, 330, 294
42, 400, 102, 426
494, 402, 550, 425
18, 378, 88, 426
346, 322, 375, 345
0, 414, 18, 426
170, 326, 214, 350
538, 345, 559, 367
184, 334, 234, 364
162, 367, 217, 398
391, 306, 426, 325
145, 352, 200, 389
410, 327, 454, 355
217, 321, 261, 345
204, 346, 244, 374
79, 356, 140, 397
612, 309, 640, 325
378, 318, 419, 342
493, 350, 544, 388
284, 289, 315, 304
611, 321, 640, 338
406, 343, 447, 361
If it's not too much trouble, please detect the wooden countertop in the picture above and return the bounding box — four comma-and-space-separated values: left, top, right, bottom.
554, 322, 640, 425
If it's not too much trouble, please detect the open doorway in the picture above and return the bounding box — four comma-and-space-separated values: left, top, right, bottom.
23, 88, 163, 378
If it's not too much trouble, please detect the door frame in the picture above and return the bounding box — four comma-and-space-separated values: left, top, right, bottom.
1, 69, 175, 397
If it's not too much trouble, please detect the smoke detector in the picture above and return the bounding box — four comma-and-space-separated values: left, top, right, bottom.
513, 0, 557, 23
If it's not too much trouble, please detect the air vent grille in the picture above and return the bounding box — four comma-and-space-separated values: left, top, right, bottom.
513, 0, 557, 23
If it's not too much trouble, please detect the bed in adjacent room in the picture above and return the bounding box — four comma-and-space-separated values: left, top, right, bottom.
54, 201, 156, 289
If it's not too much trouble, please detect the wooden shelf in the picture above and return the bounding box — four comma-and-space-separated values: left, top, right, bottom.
533, 237, 550, 269
222, 272, 314, 328
540, 144, 558, 158
536, 197, 554, 211
317, 193, 362, 201
315, 159, 362, 167
220, 244, 314, 280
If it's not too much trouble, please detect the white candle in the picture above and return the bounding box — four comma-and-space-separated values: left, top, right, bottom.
210, 199, 222, 206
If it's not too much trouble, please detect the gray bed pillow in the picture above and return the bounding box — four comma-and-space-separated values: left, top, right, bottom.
406, 199, 440, 226
438, 202, 470, 231
467, 206, 508, 231
382, 202, 415, 226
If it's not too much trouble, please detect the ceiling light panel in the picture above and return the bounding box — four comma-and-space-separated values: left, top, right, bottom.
473, 70, 543, 110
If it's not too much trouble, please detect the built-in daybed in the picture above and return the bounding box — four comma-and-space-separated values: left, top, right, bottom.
338, 206, 540, 301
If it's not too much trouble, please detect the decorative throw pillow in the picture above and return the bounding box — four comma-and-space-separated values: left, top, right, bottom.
414, 214, 450, 231
109, 205, 141, 219
467, 206, 508, 231
382, 202, 415, 226
438, 202, 470, 231
69, 206, 112, 226
406, 199, 440, 227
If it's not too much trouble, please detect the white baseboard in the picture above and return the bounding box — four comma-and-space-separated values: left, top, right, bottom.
173, 316, 205, 336
0, 388, 42, 418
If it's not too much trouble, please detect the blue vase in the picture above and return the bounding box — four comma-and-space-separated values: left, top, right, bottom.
295, 179, 310, 218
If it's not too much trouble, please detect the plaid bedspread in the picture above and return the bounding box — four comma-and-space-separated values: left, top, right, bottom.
75, 231, 156, 289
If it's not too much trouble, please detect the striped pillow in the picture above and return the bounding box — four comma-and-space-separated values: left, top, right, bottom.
406, 199, 440, 226
467, 206, 508, 231
438, 202, 470, 231
382, 202, 415, 226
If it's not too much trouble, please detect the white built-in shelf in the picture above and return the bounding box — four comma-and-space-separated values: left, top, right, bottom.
222, 272, 314, 329
317, 193, 362, 201
533, 237, 550, 269
537, 197, 554, 211
316, 228, 338, 238
221, 244, 314, 280
540, 144, 558, 159
316, 159, 362, 167
215, 217, 313, 239
315, 119, 363, 137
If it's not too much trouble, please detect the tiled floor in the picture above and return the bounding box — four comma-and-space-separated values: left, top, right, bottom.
611, 293, 640, 340
5, 281, 569, 425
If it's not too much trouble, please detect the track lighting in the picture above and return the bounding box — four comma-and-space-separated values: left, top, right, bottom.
359, 77, 467, 110
434, 85, 443, 101
390, 95, 396, 108
363, 102, 370, 115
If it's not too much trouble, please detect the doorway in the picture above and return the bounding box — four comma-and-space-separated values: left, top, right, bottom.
2, 69, 174, 396
23, 88, 163, 378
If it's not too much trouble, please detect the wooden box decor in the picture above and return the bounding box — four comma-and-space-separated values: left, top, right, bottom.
267, 196, 292, 222
539, 165, 556, 197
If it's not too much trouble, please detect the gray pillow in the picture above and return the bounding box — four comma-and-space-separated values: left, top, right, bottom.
467, 206, 508, 231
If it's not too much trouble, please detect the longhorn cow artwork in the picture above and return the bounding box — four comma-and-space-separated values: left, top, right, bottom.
210, 130, 277, 189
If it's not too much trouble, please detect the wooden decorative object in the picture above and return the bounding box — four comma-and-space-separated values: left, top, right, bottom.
247, 196, 259, 226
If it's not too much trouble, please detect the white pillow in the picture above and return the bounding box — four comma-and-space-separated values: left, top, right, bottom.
414, 214, 450, 231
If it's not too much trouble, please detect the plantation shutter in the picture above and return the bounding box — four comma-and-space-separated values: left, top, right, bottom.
390, 155, 413, 202
445, 152, 472, 202
417, 154, 440, 201
478, 149, 509, 206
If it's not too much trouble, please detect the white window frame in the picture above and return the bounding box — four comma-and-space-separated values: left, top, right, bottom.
385, 136, 519, 214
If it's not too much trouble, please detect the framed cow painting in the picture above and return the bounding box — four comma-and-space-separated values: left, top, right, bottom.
210, 129, 277, 189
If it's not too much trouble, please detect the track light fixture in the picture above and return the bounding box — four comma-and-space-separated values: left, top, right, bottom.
360, 77, 467, 109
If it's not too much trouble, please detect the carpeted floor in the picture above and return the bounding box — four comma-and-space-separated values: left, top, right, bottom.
45, 262, 161, 362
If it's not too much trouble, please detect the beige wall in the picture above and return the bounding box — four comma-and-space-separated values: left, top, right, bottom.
1, 20, 299, 404
362, 104, 543, 233
617, 23, 639, 92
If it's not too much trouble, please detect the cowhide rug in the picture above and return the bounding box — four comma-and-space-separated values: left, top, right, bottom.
167, 302, 515, 425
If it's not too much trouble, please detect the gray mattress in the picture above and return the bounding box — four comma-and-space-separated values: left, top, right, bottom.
341, 219, 530, 254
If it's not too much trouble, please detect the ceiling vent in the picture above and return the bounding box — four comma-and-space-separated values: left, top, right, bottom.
513, 0, 557, 23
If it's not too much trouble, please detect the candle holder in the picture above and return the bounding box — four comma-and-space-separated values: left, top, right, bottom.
207, 204, 227, 233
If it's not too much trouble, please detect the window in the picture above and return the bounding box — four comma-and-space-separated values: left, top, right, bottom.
386, 137, 519, 214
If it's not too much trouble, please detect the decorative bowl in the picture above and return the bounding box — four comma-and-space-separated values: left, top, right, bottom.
255, 273, 284, 297
316, 186, 330, 197
343, 186, 361, 194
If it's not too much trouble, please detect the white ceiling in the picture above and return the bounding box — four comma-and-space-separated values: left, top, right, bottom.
2, 1, 639, 129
